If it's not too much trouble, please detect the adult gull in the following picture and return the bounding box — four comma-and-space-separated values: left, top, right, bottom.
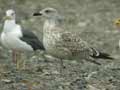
1, 9, 45, 69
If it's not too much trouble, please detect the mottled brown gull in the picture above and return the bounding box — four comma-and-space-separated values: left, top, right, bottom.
33, 7, 114, 65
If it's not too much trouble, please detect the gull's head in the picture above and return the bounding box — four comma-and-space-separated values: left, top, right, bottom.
33, 7, 59, 19
114, 18, 120, 27
4, 9, 16, 20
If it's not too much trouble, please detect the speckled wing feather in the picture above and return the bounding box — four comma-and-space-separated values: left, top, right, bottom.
51, 26, 93, 59
60, 31, 93, 58
54, 28, 113, 60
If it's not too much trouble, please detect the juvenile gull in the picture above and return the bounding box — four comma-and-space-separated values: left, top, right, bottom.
1, 9, 45, 69
114, 18, 120, 47
33, 7, 114, 65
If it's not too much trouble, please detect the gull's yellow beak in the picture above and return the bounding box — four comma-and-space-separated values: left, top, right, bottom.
3, 16, 12, 20
114, 18, 120, 27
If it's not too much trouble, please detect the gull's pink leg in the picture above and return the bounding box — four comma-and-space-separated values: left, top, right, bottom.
16, 51, 25, 70
12, 50, 17, 64
12, 50, 25, 70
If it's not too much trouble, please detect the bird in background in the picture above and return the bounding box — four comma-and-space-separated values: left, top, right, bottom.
114, 18, 120, 48
0, 9, 45, 70
33, 7, 114, 66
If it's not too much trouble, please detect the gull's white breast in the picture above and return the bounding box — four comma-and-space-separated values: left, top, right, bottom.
1, 25, 33, 51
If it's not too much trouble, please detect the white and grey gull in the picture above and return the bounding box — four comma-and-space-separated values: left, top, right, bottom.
0, 9, 45, 69
33, 7, 114, 65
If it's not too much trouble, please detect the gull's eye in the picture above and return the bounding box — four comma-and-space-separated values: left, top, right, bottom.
11, 13, 15, 16
45, 10, 51, 13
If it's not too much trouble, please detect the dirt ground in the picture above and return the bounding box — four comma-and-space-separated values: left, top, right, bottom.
0, 0, 120, 90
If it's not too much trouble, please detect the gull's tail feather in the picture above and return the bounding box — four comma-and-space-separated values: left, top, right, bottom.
90, 48, 114, 60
